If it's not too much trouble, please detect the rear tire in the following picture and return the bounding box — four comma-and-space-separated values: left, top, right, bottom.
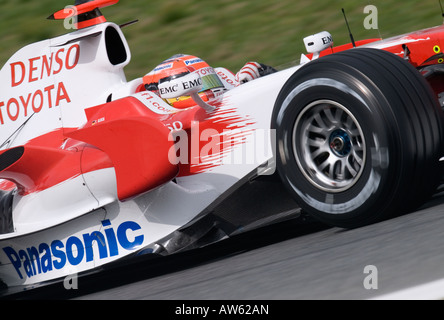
272, 48, 444, 228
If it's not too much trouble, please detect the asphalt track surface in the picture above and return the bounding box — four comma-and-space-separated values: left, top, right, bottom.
7, 188, 444, 300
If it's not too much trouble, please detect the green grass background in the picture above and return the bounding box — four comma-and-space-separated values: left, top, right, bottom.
0, 0, 443, 80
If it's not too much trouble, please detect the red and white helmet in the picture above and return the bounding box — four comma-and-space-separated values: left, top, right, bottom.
143, 54, 224, 108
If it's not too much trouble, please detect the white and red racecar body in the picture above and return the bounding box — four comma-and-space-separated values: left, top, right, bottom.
2, 0, 444, 293
0, 15, 291, 289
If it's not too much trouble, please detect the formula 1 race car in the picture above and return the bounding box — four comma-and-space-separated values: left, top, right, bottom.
1, 0, 444, 294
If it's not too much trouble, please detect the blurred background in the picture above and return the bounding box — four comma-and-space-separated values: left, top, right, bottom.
0, 0, 443, 80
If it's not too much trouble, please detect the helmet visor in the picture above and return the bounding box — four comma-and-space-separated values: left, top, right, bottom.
201, 72, 224, 92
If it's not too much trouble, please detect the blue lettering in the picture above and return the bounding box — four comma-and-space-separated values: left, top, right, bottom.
51, 240, 66, 270
3, 247, 22, 279
19, 250, 33, 277
83, 231, 108, 262
185, 58, 203, 66
66, 236, 84, 266
27, 247, 41, 276
102, 220, 119, 257
2, 220, 144, 279
154, 63, 173, 72
117, 221, 144, 250
39, 243, 52, 273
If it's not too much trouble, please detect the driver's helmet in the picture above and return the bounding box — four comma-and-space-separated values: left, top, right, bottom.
143, 54, 225, 109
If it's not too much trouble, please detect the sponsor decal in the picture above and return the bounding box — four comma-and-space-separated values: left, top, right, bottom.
2, 219, 144, 279
0, 44, 79, 126
158, 76, 203, 99
136, 91, 179, 114
197, 67, 216, 76
185, 58, 203, 66
153, 63, 173, 72
91, 117, 105, 125
217, 70, 236, 87
322, 35, 333, 45
159, 84, 179, 96
182, 77, 202, 90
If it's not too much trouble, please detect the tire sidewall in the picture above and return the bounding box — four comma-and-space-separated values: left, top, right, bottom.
274, 71, 401, 225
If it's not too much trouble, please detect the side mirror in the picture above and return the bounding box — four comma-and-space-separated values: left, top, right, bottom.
158, 72, 215, 112
303, 31, 333, 60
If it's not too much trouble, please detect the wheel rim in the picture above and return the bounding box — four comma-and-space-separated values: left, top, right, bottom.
292, 100, 366, 193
